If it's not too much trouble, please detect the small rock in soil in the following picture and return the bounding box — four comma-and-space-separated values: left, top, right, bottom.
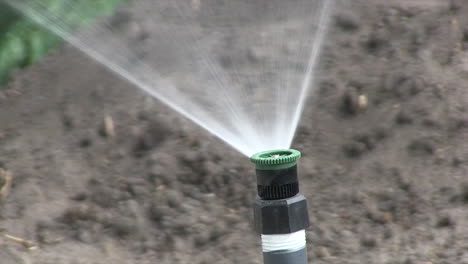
0, 168, 13, 201
99, 115, 115, 138
358, 94, 368, 110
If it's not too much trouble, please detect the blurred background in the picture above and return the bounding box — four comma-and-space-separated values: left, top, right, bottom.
0, 0, 467, 263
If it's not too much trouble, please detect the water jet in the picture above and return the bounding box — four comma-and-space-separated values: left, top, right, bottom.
4, 0, 333, 157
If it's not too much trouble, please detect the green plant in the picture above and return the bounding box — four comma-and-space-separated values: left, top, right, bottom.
0, 0, 124, 87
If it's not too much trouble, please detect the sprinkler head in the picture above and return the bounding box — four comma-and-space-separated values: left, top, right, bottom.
250, 149, 301, 200
251, 149, 310, 264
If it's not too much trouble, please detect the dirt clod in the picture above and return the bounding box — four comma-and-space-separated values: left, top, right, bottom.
340, 88, 365, 116
61, 205, 97, 224
407, 138, 435, 156
360, 235, 378, 248
79, 137, 92, 148
363, 31, 387, 53
315, 246, 331, 258
335, 13, 360, 32
436, 214, 455, 228
343, 141, 367, 158
461, 184, 468, 203
395, 110, 413, 125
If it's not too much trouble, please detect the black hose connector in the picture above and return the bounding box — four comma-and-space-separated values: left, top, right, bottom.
254, 194, 309, 234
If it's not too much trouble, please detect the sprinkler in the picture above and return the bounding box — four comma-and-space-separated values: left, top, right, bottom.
251, 149, 310, 264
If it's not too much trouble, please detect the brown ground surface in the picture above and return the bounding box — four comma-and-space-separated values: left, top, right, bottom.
0, 1, 467, 263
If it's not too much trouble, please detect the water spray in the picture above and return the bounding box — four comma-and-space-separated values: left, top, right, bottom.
251, 149, 310, 264
4, 0, 333, 157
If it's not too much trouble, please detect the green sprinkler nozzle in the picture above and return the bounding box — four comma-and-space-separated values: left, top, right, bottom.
251, 149, 301, 200
251, 149, 310, 264
250, 149, 301, 170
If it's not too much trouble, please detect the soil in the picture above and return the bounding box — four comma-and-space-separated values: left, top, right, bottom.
0, 1, 467, 263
